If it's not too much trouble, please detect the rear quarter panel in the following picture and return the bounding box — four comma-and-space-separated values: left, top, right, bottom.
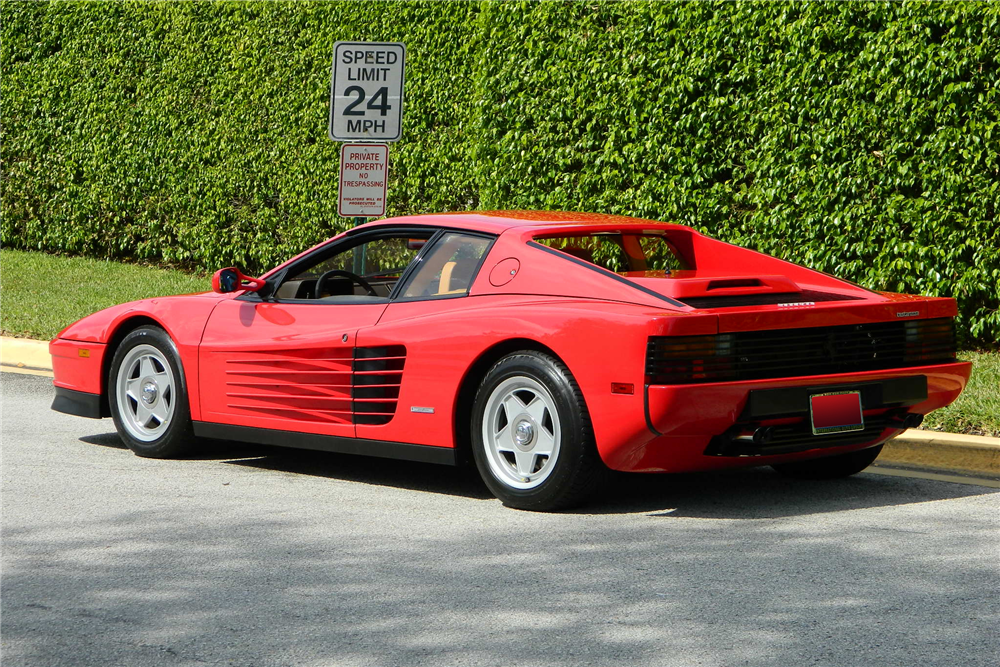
357, 295, 689, 461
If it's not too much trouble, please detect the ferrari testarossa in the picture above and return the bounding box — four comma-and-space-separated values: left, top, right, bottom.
51, 211, 971, 510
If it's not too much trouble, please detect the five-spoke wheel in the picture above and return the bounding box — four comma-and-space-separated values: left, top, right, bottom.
481, 376, 561, 490
115, 345, 176, 442
472, 351, 603, 511
109, 325, 194, 458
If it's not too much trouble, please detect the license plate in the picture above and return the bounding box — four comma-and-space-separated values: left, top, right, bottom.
810, 391, 864, 435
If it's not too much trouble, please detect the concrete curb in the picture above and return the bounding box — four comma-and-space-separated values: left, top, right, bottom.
1, 336, 53, 375
3, 336, 998, 477
879, 430, 1000, 478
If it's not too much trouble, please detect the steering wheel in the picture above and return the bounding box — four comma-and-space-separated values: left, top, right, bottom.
315, 269, 378, 297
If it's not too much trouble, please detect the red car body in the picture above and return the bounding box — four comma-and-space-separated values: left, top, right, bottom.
50, 211, 971, 506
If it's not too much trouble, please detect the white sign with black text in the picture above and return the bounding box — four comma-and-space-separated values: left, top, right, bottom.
338, 143, 389, 217
329, 41, 405, 142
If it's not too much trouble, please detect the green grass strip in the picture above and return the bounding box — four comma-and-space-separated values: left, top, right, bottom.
1, 249, 208, 340
921, 351, 1000, 438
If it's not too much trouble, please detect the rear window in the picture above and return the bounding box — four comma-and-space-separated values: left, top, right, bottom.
536, 233, 687, 274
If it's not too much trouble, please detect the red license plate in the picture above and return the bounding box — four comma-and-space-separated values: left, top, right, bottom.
810, 391, 864, 435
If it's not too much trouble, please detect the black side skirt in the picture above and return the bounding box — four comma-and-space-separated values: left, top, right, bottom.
52, 387, 106, 419
192, 422, 458, 466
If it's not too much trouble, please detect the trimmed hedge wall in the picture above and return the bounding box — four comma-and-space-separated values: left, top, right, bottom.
2, 1, 998, 344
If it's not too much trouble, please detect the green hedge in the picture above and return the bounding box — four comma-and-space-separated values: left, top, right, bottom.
3, 1, 998, 344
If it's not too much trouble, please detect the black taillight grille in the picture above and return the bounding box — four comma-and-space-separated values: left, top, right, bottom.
646, 318, 956, 384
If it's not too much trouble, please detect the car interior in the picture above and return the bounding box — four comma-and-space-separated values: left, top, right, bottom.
273, 230, 492, 302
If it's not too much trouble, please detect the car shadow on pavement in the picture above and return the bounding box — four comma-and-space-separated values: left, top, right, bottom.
78, 432, 998, 517
218, 441, 997, 518
77, 431, 493, 498
220, 447, 495, 500
584, 466, 1000, 518
78, 433, 130, 450
79, 433, 273, 459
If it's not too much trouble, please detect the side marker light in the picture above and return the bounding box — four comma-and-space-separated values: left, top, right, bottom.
79, 349, 90, 358
611, 383, 634, 395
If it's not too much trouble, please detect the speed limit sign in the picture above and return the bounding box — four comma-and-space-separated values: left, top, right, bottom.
329, 41, 405, 142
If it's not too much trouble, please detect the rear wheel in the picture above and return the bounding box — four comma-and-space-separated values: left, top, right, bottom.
771, 444, 883, 480
472, 351, 603, 511
109, 325, 195, 458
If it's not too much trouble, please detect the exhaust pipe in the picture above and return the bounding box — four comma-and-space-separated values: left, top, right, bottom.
889, 413, 924, 429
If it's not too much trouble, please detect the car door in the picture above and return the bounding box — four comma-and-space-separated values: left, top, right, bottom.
354, 231, 497, 444
197, 229, 431, 438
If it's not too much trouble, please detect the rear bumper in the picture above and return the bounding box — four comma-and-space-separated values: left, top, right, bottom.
704, 375, 926, 457
51, 386, 106, 419
603, 361, 972, 472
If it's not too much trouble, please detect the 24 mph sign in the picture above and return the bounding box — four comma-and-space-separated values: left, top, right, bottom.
338, 143, 389, 217
329, 42, 405, 142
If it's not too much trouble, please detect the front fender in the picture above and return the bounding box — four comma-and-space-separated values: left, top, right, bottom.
53, 293, 226, 421
56, 293, 223, 344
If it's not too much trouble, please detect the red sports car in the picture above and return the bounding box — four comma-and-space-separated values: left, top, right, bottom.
50, 211, 971, 510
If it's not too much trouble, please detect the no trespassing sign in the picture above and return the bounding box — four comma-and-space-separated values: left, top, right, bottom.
338, 143, 389, 218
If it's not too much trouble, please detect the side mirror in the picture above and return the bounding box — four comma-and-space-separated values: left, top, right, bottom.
212, 267, 266, 294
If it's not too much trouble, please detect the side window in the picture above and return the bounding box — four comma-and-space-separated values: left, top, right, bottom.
277, 234, 429, 300
401, 233, 492, 298
304, 237, 421, 281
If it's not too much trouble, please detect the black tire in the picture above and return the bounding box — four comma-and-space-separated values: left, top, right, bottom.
471, 351, 604, 511
771, 444, 883, 480
108, 325, 195, 458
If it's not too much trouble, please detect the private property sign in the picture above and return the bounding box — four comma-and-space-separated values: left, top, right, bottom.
338, 143, 389, 217
329, 42, 405, 142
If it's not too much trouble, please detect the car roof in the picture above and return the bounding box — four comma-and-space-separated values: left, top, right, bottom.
351, 211, 691, 236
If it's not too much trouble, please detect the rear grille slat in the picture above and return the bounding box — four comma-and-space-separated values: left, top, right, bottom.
647, 319, 956, 384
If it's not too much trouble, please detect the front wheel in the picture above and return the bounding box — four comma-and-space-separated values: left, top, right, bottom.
109, 325, 195, 458
771, 444, 883, 480
471, 351, 604, 511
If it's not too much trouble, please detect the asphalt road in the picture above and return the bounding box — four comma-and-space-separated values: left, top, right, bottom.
2, 372, 998, 667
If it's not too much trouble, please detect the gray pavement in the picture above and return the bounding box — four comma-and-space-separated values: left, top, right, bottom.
2, 372, 998, 667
